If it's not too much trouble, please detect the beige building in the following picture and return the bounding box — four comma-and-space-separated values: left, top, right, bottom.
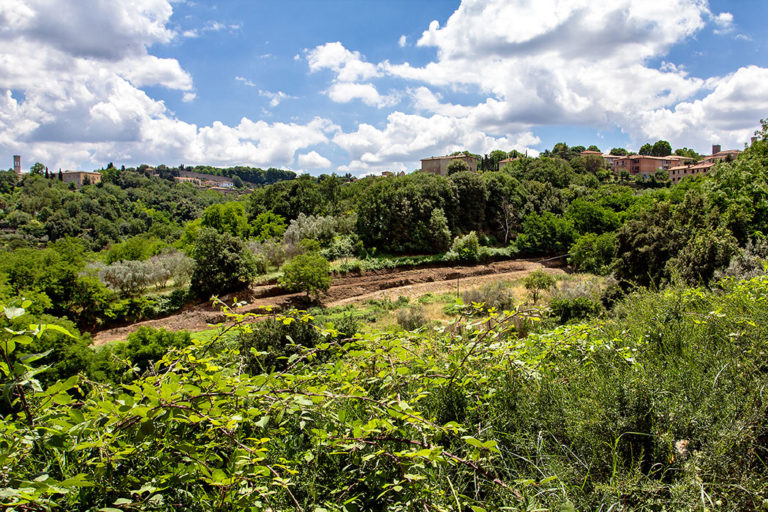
609, 155, 693, 177
62, 170, 102, 187
667, 145, 742, 184
420, 154, 478, 176
668, 162, 716, 184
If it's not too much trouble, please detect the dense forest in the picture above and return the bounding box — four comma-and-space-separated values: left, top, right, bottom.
2, 121, 768, 510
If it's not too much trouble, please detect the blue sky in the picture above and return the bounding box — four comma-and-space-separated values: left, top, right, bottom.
1, 0, 767, 174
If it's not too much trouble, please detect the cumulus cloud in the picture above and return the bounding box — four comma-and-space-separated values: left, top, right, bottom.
712, 11, 734, 34
327, 82, 399, 108
308, 0, 766, 161
297, 150, 332, 169
306, 42, 381, 82
398, 35, 407, 47
333, 111, 539, 172
0, 0, 340, 171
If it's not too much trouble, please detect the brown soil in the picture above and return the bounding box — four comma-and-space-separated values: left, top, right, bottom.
90, 258, 565, 345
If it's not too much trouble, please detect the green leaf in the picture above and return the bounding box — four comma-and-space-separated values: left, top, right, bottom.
60, 474, 94, 488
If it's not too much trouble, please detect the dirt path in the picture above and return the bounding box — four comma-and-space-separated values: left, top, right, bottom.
90, 258, 564, 345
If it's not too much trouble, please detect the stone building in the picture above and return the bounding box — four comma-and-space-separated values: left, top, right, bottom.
420, 154, 478, 176
62, 170, 102, 187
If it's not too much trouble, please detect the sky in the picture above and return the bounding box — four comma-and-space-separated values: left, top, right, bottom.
1, 0, 768, 175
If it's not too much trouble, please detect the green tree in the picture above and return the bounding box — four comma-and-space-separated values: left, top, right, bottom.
565, 198, 620, 235
279, 253, 332, 301
610, 147, 628, 156
674, 147, 701, 160
638, 143, 653, 156
449, 171, 488, 231
515, 213, 576, 255
201, 201, 251, 238
428, 208, 451, 252
29, 162, 45, 175
651, 140, 672, 157
447, 159, 470, 175
251, 212, 287, 241
190, 228, 259, 298
568, 232, 617, 275
523, 269, 556, 303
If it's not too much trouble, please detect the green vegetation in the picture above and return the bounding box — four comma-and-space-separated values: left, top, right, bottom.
279, 253, 332, 301
4, 275, 768, 509
2, 120, 768, 509
523, 269, 557, 302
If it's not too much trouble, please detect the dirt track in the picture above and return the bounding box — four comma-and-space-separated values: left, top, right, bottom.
91, 258, 565, 345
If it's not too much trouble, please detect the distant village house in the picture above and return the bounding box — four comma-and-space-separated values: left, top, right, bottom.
62, 170, 102, 187
420, 154, 478, 176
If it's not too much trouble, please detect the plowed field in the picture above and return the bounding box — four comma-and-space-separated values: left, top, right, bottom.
91, 258, 565, 344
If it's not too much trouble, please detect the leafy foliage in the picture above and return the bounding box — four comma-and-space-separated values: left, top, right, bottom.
523, 269, 557, 303
190, 228, 260, 298
279, 253, 332, 301
6, 276, 768, 509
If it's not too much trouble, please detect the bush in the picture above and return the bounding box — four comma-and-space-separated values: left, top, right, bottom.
448, 231, 480, 262
396, 306, 429, 330
321, 234, 358, 261
462, 281, 515, 311
568, 232, 617, 275
515, 213, 576, 255
190, 228, 260, 298
549, 296, 603, 324
523, 269, 557, 303
90, 327, 190, 383
238, 312, 356, 373
279, 253, 332, 301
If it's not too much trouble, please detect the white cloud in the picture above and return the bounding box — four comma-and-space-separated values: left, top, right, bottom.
297, 150, 332, 168
182, 20, 240, 38
259, 90, 292, 107
327, 82, 399, 108
0, 1, 339, 171
712, 11, 734, 34
631, 66, 768, 150
333, 111, 539, 172
398, 35, 407, 47
235, 76, 257, 87
306, 41, 381, 82
235, 78, 293, 107
310, 0, 767, 162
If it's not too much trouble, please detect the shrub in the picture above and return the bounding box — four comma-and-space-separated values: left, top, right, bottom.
523, 269, 557, 303
190, 228, 260, 298
568, 232, 617, 275
715, 238, 768, 280
515, 213, 576, 255
321, 235, 358, 261
448, 231, 480, 262
549, 296, 603, 324
238, 317, 316, 373
462, 281, 515, 311
90, 327, 190, 383
396, 306, 428, 330
279, 253, 332, 301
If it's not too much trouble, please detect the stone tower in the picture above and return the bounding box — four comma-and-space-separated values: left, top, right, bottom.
13, 155, 21, 176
